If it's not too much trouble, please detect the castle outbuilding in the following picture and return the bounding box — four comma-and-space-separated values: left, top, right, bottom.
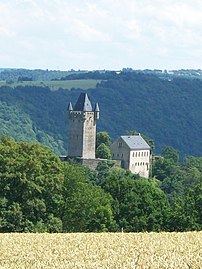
110, 135, 151, 178
67, 93, 151, 178
67, 93, 99, 159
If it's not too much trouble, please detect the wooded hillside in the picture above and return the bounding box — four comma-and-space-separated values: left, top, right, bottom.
0, 72, 201, 158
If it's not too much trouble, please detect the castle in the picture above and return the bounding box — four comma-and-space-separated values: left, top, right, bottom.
67, 93, 151, 178
68, 93, 99, 159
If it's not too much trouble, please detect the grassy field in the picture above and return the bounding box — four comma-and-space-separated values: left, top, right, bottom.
0, 232, 201, 269
0, 79, 101, 90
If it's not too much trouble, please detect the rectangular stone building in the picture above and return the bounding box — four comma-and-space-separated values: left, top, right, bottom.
110, 135, 151, 178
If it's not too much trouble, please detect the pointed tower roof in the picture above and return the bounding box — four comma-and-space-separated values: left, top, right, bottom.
67, 102, 73, 111
94, 102, 100, 112
73, 93, 92, 111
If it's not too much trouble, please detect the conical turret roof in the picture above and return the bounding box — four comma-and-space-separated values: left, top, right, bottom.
67, 102, 73, 111
73, 93, 92, 111
94, 102, 100, 112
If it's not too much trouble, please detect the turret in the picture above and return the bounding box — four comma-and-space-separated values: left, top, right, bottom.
67, 102, 73, 111
94, 102, 100, 120
67, 93, 99, 159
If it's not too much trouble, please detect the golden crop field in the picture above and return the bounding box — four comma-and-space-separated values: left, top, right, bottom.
0, 232, 201, 269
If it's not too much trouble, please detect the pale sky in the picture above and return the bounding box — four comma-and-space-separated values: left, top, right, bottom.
0, 0, 202, 71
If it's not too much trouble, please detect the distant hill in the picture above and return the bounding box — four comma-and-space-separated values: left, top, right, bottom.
0, 68, 88, 82
1, 67, 202, 82
0, 72, 201, 158
0, 79, 101, 91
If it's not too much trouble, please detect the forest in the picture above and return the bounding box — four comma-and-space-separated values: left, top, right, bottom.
0, 136, 201, 232
0, 71, 202, 158
0, 70, 202, 233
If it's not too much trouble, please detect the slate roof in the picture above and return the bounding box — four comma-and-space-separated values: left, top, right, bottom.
67, 102, 73, 111
94, 102, 100, 112
74, 93, 92, 111
121, 135, 150, 150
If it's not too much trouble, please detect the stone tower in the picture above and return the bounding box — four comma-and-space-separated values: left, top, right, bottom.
67, 93, 99, 159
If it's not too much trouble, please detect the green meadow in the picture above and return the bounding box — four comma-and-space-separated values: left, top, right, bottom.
0, 79, 101, 90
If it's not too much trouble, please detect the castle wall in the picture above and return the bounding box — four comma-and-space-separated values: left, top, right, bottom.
68, 111, 84, 157
129, 150, 150, 178
64, 157, 122, 171
82, 112, 96, 158
68, 111, 96, 159
110, 138, 130, 169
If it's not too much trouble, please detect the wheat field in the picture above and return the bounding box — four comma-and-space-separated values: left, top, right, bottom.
0, 232, 201, 269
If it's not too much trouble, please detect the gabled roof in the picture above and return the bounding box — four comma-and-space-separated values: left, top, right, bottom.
73, 93, 92, 111
121, 135, 150, 150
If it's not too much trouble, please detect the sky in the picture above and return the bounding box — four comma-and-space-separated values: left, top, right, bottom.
0, 0, 202, 71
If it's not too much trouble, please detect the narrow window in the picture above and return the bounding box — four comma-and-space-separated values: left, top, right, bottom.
118, 142, 122, 148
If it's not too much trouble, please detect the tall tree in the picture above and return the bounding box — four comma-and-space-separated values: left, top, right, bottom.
0, 137, 64, 232
62, 164, 116, 232
96, 131, 111, 148
161, 146, 180, 164
98, 167, 169, 232
96, 143, 112, 159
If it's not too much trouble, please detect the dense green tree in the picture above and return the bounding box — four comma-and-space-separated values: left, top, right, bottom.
0, 136, 202, 232
95, 131, 112, 159
62, 164, 116, 232
98, 167, 169, 232
152, 157, 178, 181
184, 156, 202, 172
168, 197, 187, 231
0, 137, 64, 232
161, 146, 180, 164
169, 184, 202, 231
184, 183, 202, 230
96, 131, 111, 148
153, 146, 202, 231
96, 143, 112, 159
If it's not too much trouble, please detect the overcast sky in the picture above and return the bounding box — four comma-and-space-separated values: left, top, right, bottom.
0, 0, 202, 71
